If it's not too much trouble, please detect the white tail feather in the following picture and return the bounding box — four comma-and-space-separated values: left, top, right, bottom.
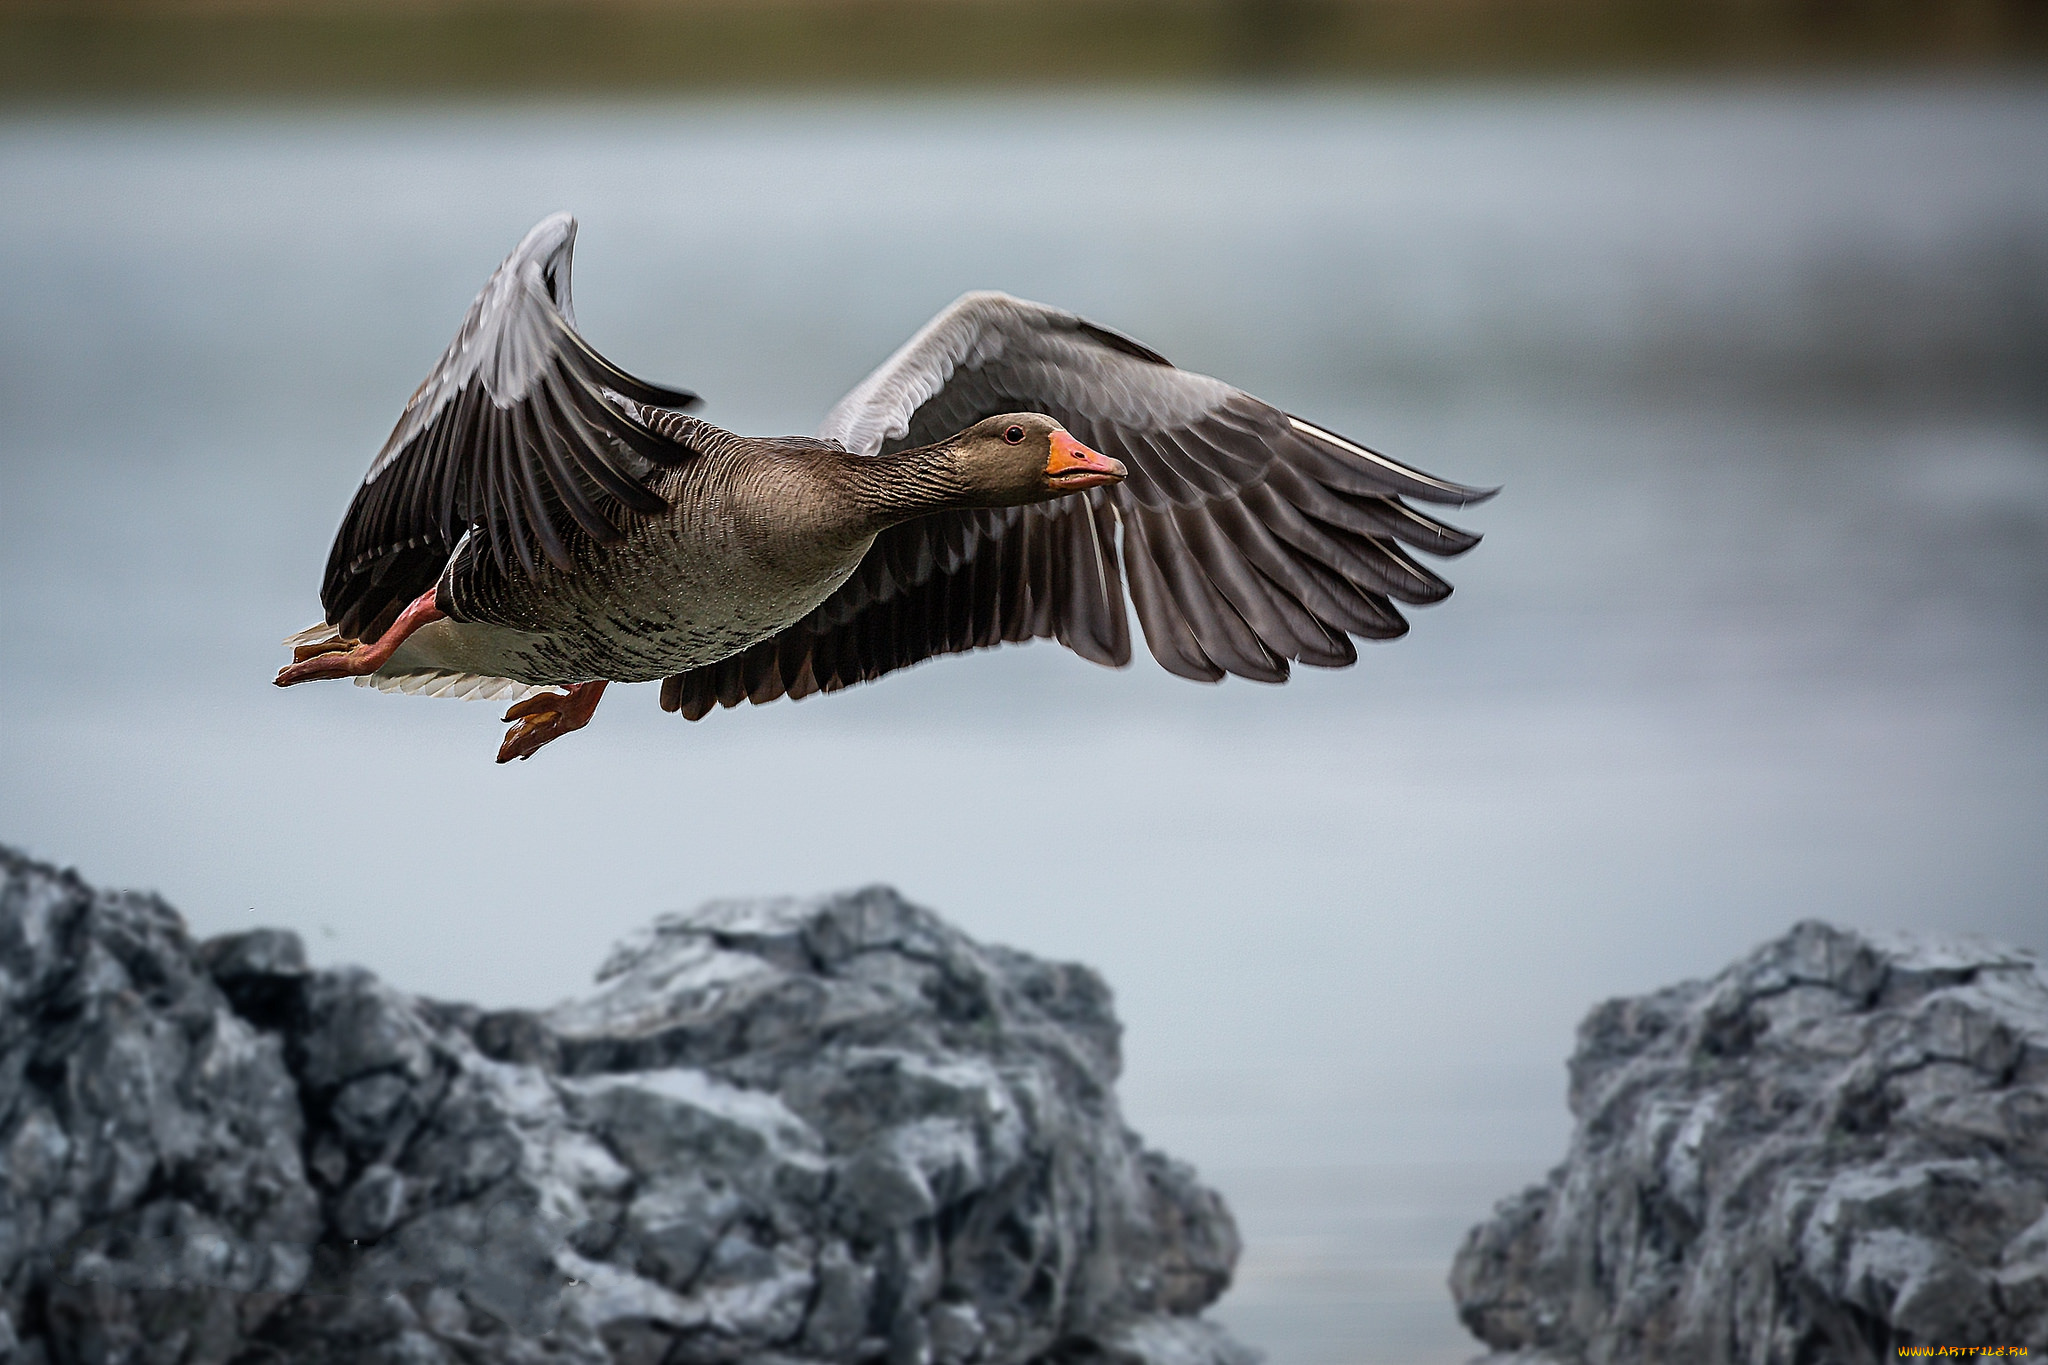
292, 620, 550, 703
282, 621, 340, 647
353, 671, 550, 703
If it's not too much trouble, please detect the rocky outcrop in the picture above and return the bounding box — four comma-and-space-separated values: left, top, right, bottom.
1452, 921, 2048, 1364
0, 845, 1255, 1365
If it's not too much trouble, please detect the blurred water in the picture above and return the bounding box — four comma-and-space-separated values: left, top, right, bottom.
3, 86, 2046, 1363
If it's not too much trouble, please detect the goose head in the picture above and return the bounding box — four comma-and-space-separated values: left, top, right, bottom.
944, 414, 1126, 507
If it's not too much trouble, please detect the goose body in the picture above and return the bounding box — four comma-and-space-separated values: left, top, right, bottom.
380, 427, 885, 688
277, 213, 1493, 760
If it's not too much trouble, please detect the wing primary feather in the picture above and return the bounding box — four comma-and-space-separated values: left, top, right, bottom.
1051, 508, 1107, 663
969, 515, 1003, 649
744, 640, 786, 705
808, 621, 844, 694
1287, 417, 1498, 505
393, 423, 442, 563
489, 408, 542, 581
564, 369, 692, 469
536, 378, 632, 514
412, 407, 458, 547
476, 409, 512, 580
1246, 479, 1448, 604
1263, 462, 1482, 557
1206, 496, 1384, 650
1171, 506, 1333, 665
1289, 549, 1411, 638
997, 516, 1034, 643
777, 630, 815, 702
974, 526, 1007, 649
435, 386, 476, 534
1315, 521, 1452, 604
541, 377, 667, 516
941, 546, 973, 653
507, 401, 575, 572
1090, 497, 1133, 666
712, 657, 746, 709
877, 587, 907, 678
1024, 514, 1058, 641
528, 388, 620, 543
1136, 507, 1287, 683
1119, 509, 1225, 682
1382, 498, 1482, 556
550, 310, 702, 412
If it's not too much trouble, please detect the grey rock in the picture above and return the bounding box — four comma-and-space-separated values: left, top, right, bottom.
197, 927, 309, 1031
1452, 920, 2048, 1364
196, 927, 309, 980
0, 847, 321, 1365
0, 846, 1252, 1365
1043, 1316, 1264, 1365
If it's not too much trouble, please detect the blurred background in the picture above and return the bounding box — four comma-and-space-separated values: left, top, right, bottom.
3, 4, 2045, 1361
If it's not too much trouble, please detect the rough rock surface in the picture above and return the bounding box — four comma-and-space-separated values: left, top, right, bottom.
1452, 920, 2048, 1364
0, 845, 1255, 1365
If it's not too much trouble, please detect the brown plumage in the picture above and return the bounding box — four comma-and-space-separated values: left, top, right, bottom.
277, 213, 1494, 762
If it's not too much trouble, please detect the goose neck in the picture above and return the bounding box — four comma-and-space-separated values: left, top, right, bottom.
837, 446, 969, 531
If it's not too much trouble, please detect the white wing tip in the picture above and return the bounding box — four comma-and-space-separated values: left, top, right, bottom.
521, 210, 578, 247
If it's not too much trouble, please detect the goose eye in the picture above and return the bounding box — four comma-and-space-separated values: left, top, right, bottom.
1003, 425, 1025, 444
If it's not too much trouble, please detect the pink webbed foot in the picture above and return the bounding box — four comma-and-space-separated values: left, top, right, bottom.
275, 590, 445, 688
291, 636, 358, 664
497, 680, 608, 764
275, 648, 372, 686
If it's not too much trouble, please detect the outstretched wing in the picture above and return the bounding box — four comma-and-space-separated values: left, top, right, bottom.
320, 212, 701, 642
658, 291, 1492, 719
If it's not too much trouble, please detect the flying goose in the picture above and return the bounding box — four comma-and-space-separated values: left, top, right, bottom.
277, 213, 1493, 762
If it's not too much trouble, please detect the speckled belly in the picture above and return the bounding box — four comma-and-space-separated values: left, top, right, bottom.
385, 512, 871, 687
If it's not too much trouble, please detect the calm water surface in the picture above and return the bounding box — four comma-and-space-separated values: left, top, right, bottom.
3, 86, 2046, 1363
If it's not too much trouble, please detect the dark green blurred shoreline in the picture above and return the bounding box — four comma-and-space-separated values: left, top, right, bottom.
3, 0, 2044, 100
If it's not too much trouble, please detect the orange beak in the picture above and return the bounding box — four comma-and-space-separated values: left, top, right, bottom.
1046, 430, 1127, 491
